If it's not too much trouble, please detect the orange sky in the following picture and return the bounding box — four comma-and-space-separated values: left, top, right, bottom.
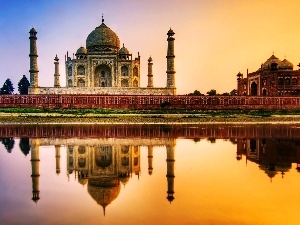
1, 0, 300, 94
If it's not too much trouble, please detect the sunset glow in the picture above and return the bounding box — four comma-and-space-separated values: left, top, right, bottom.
1, 0, 300, 94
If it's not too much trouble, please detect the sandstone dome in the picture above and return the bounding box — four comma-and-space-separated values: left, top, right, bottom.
262, 55, 281, 70
278, 59, 293, 70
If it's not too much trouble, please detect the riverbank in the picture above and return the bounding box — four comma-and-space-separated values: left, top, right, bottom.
0, 112, 299, 124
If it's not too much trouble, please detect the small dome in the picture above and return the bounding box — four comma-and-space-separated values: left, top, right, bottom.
148, 56, 153, 62
278, 59, 293, 70
262, 55, 281, 70
119, 176, 130, 185
29, 28, 37, 33
119, 44, 129, 54
86, 22, 120, 52
167, 28, 175, 36
76, 46, 87, 55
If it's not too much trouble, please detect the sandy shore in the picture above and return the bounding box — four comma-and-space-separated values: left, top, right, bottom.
0, 113, 299, 124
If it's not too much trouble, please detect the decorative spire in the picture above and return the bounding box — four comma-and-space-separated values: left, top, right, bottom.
102, 13, 104, 23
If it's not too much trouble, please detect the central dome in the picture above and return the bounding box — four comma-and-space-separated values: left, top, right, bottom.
86, 23, 120, 52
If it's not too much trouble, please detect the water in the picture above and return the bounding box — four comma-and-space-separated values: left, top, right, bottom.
0, 124, 299, 225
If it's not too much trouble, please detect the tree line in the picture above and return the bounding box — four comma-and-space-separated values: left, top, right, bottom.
0, 75, 30, 95
187, 89, 237, 96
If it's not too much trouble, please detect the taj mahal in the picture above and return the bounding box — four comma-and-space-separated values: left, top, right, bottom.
28, 17, 176, 95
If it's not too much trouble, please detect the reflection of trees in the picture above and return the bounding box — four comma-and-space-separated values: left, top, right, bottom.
207, 137, 216, 143
0, 137, 15, 153
193, 138, 201, 143
19, 138, 30, 156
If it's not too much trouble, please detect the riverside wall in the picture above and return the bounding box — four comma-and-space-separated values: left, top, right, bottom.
0, 95, 300, 110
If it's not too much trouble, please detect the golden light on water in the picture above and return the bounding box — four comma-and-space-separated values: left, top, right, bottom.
1, 125, 300, 224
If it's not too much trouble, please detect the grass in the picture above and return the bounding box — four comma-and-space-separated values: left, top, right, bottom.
0, 107, 300, 116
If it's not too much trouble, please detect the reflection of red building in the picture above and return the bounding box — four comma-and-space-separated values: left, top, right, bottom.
237, 55, 300, 96
236, 138, 300, 179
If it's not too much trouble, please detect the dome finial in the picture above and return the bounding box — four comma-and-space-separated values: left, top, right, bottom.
102, 13, 104, 23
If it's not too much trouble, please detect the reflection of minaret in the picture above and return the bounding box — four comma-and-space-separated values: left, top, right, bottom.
147, 146, 153, 175
31, 141, 40, 203
55, 145, 61, 175
166, 145, 175, 202
132, 146, 140, 178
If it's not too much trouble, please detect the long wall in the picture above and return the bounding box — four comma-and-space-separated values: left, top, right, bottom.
0, 95, 300, 110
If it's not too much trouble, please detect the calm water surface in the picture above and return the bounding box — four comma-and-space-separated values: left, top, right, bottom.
0, 124, 300, 225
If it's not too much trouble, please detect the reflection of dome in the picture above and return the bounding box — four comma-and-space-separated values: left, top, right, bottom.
262, 55, 281, 69
119, 176, 130, 185
78, 178, 88, 186
76, 46, 87, 55
278, 59, 293, 70
88, 178, 120, 209
86, 23, 120, 52
119, 44, 129, 54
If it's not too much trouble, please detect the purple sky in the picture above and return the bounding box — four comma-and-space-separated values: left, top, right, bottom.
1, 0, 300, 94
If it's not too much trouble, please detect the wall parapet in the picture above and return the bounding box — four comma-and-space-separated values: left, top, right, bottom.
0, 95, 300, 110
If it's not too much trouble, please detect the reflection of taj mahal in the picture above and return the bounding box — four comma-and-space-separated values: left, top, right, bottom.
28, 17, 176, 95
29, 137, 176, 211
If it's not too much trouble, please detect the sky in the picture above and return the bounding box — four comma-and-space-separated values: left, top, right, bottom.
1, 0, 300, 95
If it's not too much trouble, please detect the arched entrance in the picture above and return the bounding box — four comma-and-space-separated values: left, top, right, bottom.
250, 82, 257, 96
262, 89, 267, 96
95, 146, 113, 168
94, 64, 112, 87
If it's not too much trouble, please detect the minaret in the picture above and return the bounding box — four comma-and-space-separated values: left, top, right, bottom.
236, 72, 243, 95
30, 141, 40, 203
54, 55, 60, 87
166, 28, 175, 89
55, 145, 61, 174
147, 56, 153, 88
29, 28, 39, 89
147, 146, 153, 175
166, 144, 175, 202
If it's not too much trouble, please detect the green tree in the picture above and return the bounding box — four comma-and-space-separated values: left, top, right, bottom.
0, 78, 14, 94
188, 90, 204, 96
221, 92, 230, 96
0, 137, 15, 153
18, 75, 30, 94
206, 89, 217, 96
230, 89, 237, 96
19, 138, 30, 156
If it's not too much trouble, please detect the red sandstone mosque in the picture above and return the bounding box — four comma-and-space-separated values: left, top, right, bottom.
237, 54, 300, 96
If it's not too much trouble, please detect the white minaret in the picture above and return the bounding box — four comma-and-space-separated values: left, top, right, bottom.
147, 56, 154, 88
54, 55, 60, 87
29, 28, 39, 89
166, 28, 175, 88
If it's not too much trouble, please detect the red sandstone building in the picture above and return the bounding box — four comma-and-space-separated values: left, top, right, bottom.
237, 55, 300, 96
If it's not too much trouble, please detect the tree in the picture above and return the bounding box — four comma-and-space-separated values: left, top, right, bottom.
188, 90, 204, 96
19, 138, 31, 156
18, 75, 30, 94
230, 89, 238, 96
206, 89, 217, 96
0, 78, 14, 94
0, 137, 15, 153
